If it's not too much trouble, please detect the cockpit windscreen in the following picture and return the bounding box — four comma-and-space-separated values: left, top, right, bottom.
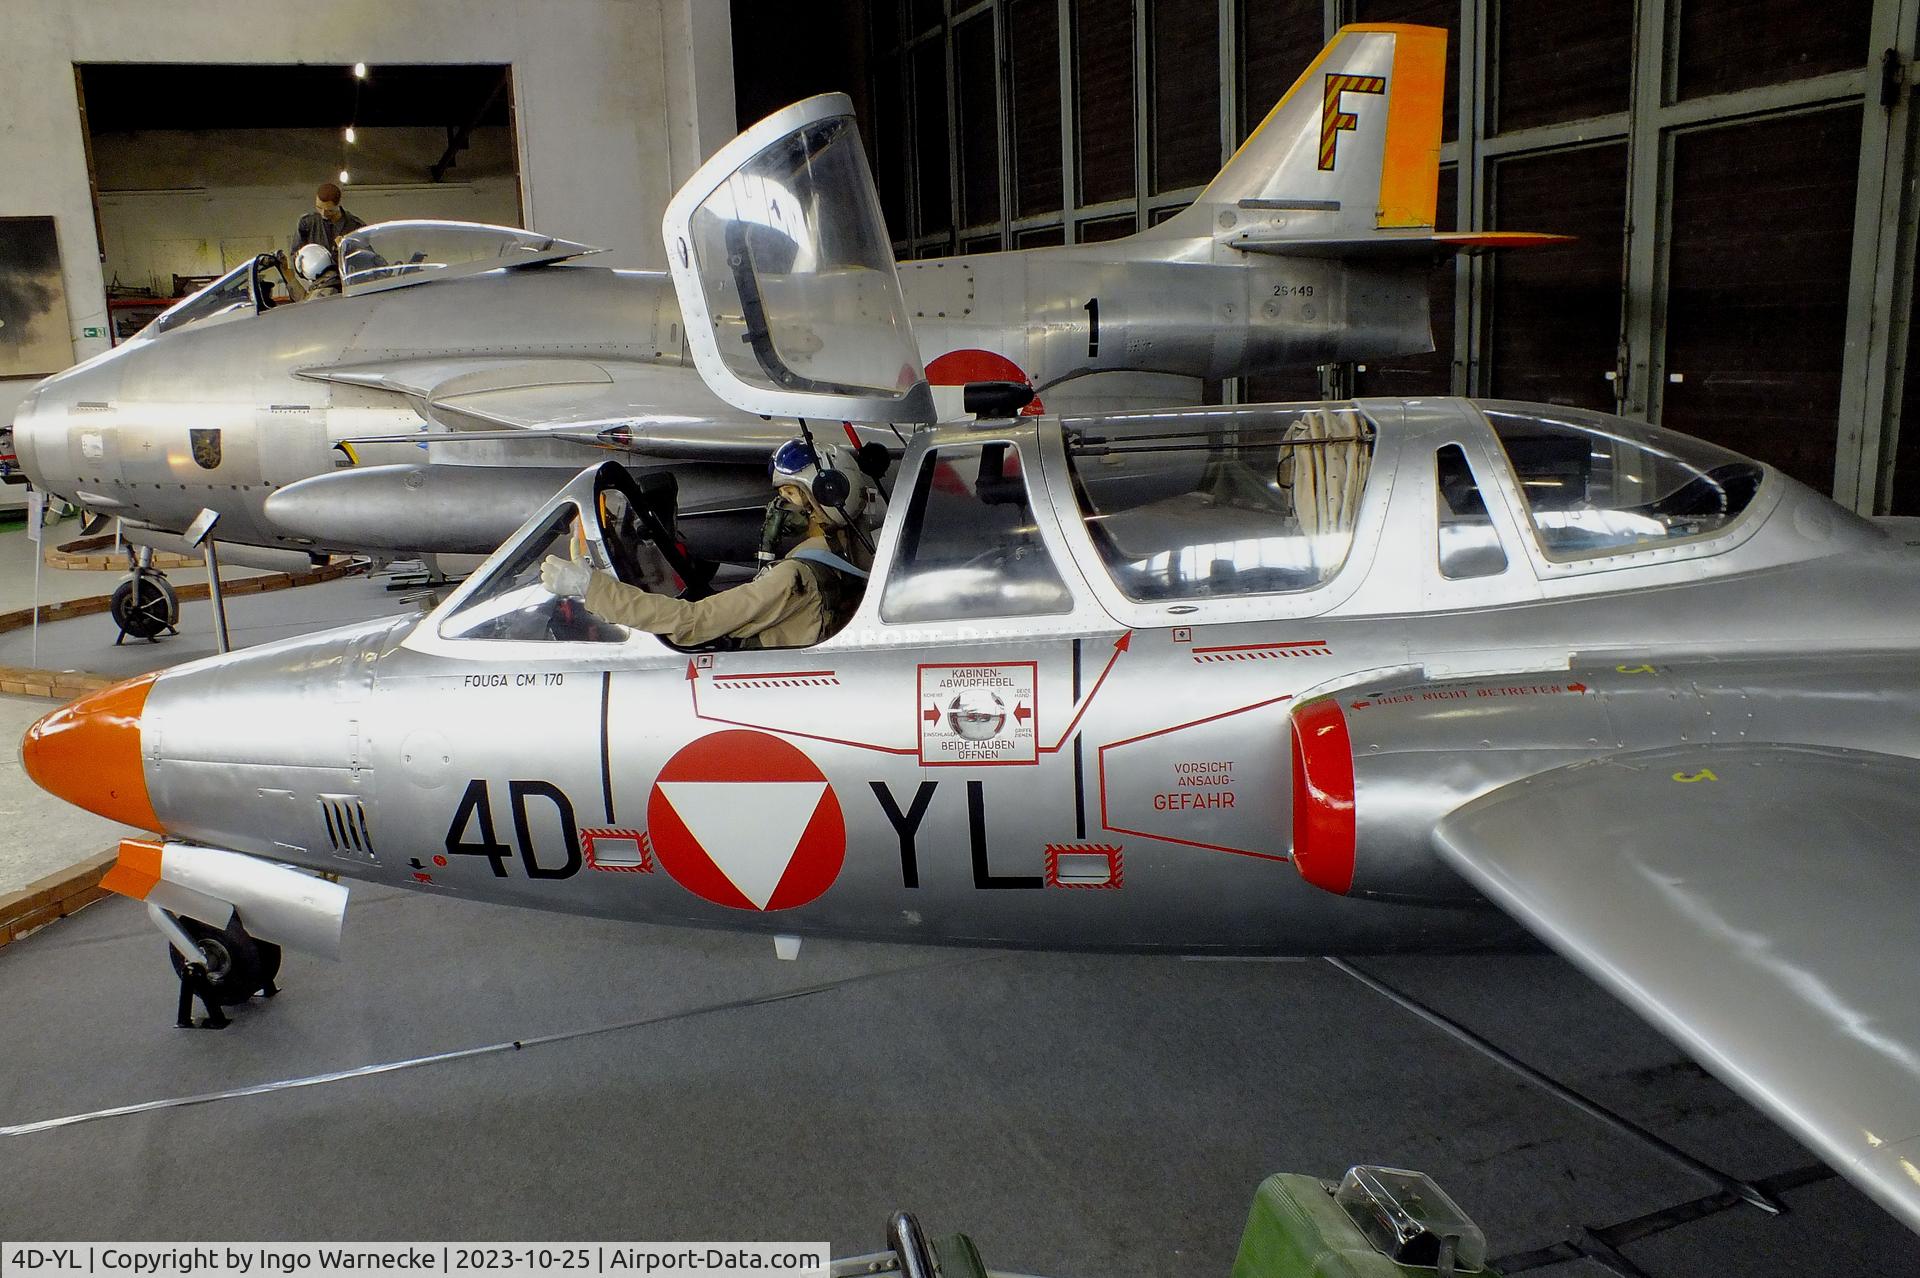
438, 504, 629, 643
150, 258, 272, 336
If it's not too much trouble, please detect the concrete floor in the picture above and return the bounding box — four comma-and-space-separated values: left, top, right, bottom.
0, 549, 429, 680
0, 520, 271, 611
0, 694, 138, 895
0, 888, 1912, 1274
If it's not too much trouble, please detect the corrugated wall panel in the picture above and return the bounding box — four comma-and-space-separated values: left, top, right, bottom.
1238, 0, 1324, 142
1150, 0, 1221, 193
1010, 0, 1064, 218
1661, 106, 1862, 490
1489, 143, 1627, 409
1075, 0, 1137, 204
1492, 0, 1631, 133
1677, 0, 1871, 100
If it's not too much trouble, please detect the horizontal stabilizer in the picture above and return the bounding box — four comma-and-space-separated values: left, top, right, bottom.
1229, 230, 1574, 259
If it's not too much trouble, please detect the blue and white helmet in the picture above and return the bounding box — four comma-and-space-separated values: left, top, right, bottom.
770, 436, 876, 528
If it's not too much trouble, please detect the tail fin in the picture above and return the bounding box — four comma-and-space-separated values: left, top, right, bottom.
1159, 24, 1446, 239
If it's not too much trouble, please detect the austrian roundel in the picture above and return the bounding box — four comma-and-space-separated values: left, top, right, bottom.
646, 730, 846, 911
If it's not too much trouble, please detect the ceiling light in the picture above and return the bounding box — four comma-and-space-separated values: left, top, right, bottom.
338, 170, 351, 185
353, 62, 368, 79
344, 126, 357, 144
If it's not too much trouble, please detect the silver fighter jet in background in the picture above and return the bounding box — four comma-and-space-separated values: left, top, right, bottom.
21, 87, 1920, 1238
7, 23, 1555, 623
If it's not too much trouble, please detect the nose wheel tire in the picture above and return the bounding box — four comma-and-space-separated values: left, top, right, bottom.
165, 915, 282, 1006
111, 570, 179, 643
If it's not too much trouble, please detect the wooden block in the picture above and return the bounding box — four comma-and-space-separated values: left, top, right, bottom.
9, 902, 62, 938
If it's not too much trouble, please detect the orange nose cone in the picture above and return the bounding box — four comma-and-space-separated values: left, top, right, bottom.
20, 673, 160, 830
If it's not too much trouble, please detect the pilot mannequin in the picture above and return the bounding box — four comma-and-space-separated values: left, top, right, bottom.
541, 437, 880, 649
293, 243, 342, 298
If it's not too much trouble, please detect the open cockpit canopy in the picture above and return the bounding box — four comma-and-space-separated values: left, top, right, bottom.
339, 221, 601, 295
663, 93, 934, 427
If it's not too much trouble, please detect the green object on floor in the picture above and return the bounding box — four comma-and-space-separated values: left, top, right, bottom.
928, 1233, 989, 1278
1230, 1173, 1496, 1278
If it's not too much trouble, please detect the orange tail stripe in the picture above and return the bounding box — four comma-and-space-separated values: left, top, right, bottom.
1370, 25, 1447, 228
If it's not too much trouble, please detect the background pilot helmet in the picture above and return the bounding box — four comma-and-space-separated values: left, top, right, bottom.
770, 436, 872, 528
293, 242, 337, 285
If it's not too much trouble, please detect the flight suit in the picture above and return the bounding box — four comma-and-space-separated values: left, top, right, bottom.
582, 537, 858, 649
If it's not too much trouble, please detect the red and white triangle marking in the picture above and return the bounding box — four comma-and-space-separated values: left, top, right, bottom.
655, 781, 827, 909
645, 729, 847, 912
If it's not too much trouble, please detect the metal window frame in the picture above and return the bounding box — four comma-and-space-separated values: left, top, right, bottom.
866, 0, 1920, 510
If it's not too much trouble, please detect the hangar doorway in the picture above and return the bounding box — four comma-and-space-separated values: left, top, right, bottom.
74, 62, 522, 340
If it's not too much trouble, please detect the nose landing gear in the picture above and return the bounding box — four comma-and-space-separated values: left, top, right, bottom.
150, 906, 282, 1029
111, 546, 179, 644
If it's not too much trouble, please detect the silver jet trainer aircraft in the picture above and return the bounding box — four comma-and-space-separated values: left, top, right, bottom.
7, 23, 1555, 635
24, 87, 1920, 1240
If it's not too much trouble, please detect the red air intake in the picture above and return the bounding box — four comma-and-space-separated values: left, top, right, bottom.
1289, 697, 1356, 894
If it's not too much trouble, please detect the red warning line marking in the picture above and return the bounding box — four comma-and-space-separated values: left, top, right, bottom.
1039, 631, 1132, 754
1096, 695, 1295, 863
1191, 640, 1330, 662
687, 661, 917, 755
710, 670, 842, 689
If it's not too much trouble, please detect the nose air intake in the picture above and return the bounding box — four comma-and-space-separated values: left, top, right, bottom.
1289, 697, 1356, 894
21, 673, 160, 829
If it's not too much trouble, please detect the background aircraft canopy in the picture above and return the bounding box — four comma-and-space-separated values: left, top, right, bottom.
664, 93, 934, 426
338, 220, 601, 296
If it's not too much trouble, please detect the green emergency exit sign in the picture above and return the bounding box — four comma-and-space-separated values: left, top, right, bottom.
82, 326, 105, 338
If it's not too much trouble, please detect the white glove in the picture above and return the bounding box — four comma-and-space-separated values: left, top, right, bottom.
540, 553, 593, 598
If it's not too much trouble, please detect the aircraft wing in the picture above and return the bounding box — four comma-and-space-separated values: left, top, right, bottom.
299, 355, 791, 460
1432, 742, 1920, 1233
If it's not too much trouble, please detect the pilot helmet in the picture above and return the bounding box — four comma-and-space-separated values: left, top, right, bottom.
293, 243, 338, 285
771, 436, 874, 528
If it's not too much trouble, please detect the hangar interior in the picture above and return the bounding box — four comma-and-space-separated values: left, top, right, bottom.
3, 3, 1920, 1274
736, 0, 1920, 512
79, 62, 522, 336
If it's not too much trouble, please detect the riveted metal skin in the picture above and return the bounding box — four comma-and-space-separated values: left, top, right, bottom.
1323, 656, 1920, 903
75, 395, 1920, 961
